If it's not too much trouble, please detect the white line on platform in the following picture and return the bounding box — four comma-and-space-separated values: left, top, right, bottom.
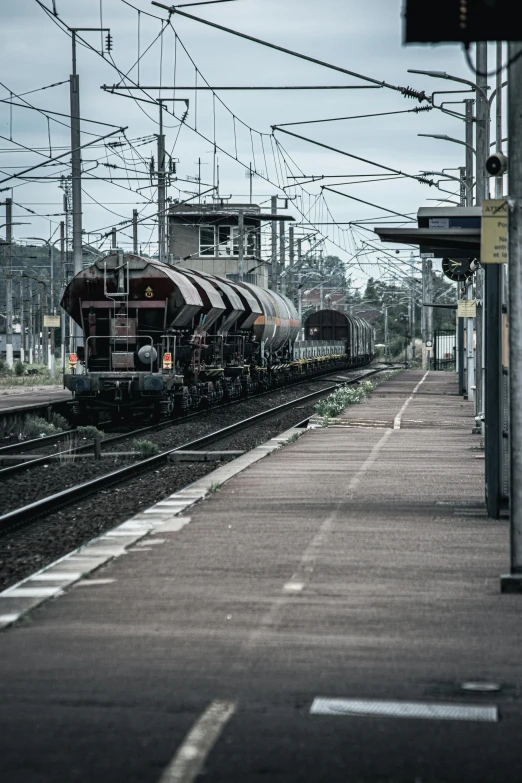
240, 427, 393, 659
157, 700, 236, 783
284, 581, 304, 592
393, 371, 430, 430
310, 697, 498, 723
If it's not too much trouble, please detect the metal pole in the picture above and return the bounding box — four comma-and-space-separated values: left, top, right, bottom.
289, 225, 294, 302
418, 258, 422, 369
465, 99, 474, 207
41, 282, 48, 368
111, 228, 116, 249
458, 284, 465, 396
484, 41, 503, 517
237, 208, 244, 282
50, 243, 54, 375
132, 209, 138, 254
70, 32, 84, 354
279, 219, 285, 295
384, 306, 388, 361
70, 33, 83, 290
426, 258, 433, 349
60, 221, 65, 370
270, 196, 277, 290
297, 238, 302, 330
158, 101, 166, 263
475, 42, 488, 430
19, 277, 24, 363
501, 41, 522, 590
5, 197, 13, 368
27, 278, 33, 364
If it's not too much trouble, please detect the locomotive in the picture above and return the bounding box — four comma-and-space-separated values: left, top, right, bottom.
61, 251, 374, 423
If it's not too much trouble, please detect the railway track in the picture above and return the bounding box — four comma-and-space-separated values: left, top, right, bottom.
0, 363, 379, 479
0, 366, 390, 533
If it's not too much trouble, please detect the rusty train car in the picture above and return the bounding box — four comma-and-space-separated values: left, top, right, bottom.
61, 252, 374, 423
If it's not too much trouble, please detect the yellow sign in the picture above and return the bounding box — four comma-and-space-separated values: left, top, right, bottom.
458, 299, 477, 318
481, 199, 508, 264
145, 286, 154, 298
43, 315, 60, 327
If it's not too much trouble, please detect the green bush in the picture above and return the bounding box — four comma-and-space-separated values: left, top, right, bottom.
24, 416, 58, 438
134, 439, 160, 459
14, 361, 25, 376
48, 412, 70, 431
314, 380, 375, 419
76, 425, 106, 441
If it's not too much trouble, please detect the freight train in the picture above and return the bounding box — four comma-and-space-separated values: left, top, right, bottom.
60, 251, 374, 423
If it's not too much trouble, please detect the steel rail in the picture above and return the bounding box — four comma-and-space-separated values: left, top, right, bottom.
0, 363, 375, 477
0, 367, 388, 532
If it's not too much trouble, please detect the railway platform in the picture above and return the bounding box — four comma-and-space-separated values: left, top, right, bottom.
0, 385, 71, 416
1, 369, 520, 783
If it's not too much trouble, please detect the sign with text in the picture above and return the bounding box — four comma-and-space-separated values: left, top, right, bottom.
481, 199, 508, 264
458, 299, 477, 318
43, 315, 60, 327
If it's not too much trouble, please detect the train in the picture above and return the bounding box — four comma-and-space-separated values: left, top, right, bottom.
60, 251, 374, 423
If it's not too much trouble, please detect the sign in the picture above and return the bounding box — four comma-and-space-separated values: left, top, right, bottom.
481, 199, 508, 264
145, 286, 154, 298
420, 252, 435, 258
429, 218, 450, 229
458, 299, 477, 318
425, 340, 433, 348
163, 352, 172, 369
43, 315, 60, 327
68, 353, 78, 366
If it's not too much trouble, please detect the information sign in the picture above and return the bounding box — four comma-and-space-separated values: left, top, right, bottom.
481, 199, 508, 264
458, 300, 477, 318
43, 315, 60, 327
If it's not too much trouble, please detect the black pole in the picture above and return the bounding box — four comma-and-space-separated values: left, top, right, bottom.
485, 264, 502, 518
458, 316, 465, 395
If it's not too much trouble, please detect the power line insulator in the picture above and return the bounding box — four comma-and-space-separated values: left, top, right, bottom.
105, 32, 113, 53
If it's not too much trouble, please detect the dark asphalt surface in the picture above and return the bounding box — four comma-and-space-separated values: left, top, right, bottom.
1, 370, 520, 783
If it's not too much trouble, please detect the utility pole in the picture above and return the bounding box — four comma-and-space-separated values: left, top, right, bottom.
5, 197, 13, 368
475, 42, 488, 429
289, 225, 295, 303
19, 277, 24, 364
279, 219, 285, 295
237, 209, 244, 282
270, 196, 277, 290
501, 40, 522, 590
297, 238, 302, 326
60, 220, 66, 369
465, 99, 474, 206
111, 227, 117, 249
484, 41, 504, 517
158, 100, 166, 263
27, 278, 33, 364
132, 209, 138, 254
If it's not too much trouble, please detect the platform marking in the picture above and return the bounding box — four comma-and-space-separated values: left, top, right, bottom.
284, 581, 304, 592
310, 697, 498, 723
393, 371, 430, 429
240, 428, 392, 657
75, 579, 116, 587
157, 700, 236, 783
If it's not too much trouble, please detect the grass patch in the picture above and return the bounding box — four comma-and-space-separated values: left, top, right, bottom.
134, 439, 160, 459
208, 481, 221, 494
77, 425, 106, 442
315, 380, 376, 419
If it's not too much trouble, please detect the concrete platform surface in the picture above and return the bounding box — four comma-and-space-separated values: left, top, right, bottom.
0, 385, 71, 413
1, 370, 520, 783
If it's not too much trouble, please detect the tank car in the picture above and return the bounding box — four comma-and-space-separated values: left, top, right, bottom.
61, 251, 374, 423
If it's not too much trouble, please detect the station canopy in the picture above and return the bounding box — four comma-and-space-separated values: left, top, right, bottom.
374, 207, 481, 258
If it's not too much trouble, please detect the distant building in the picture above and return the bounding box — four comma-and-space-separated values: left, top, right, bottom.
167, 201, 294, 289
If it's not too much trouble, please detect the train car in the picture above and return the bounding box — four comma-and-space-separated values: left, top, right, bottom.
61, 252, 374, 423
302, 309, 374, 366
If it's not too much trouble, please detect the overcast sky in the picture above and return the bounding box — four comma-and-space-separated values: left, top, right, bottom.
0, 0, 503, 286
